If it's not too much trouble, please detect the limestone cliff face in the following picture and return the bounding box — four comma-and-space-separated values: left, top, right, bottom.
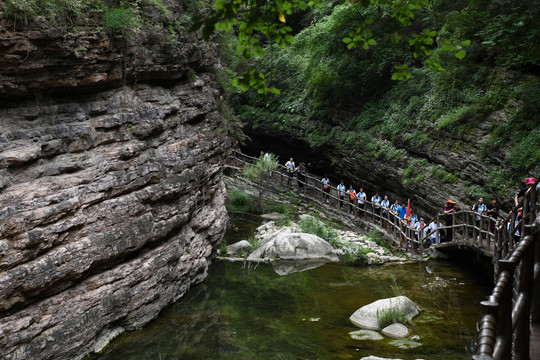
0, 12, 228, 360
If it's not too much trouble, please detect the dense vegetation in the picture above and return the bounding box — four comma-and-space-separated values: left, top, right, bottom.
218, 0, 540, 202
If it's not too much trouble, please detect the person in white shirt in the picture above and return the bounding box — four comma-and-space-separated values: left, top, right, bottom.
371, 192, 382, 220
381, 195, 390, 219
284, 158, 296, 186
337, 180, 346, 210
321, 175, 330, 203
357, 188, 366, 217
425, 218, 442, 245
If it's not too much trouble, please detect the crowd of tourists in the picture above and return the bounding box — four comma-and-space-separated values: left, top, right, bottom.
283, 156, 538, 247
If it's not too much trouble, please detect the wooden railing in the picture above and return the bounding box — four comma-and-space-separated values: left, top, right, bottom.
229, 151, 540, 359
473, 184, 539, 360
228, 152, 511, 254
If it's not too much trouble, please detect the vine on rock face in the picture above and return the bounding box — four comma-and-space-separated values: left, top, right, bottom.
191, 0, 470, 93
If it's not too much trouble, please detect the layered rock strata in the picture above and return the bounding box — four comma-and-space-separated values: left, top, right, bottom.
0, 12, 228, 360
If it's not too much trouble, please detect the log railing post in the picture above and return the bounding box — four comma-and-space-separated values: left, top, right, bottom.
513, 231, 535, 360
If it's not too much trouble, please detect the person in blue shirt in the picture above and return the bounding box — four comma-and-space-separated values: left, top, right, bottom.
397, 202, 407, 219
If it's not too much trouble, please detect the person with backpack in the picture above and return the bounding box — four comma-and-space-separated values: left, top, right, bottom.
297, 162, 307, 193
347, 185, 357, 214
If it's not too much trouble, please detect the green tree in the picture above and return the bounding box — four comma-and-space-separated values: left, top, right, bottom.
193, 0, 470, 92
242, 152, 280, 210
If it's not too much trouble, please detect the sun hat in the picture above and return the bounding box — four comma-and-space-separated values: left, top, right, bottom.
526, 177, 535, 185
446, 199, 456, 204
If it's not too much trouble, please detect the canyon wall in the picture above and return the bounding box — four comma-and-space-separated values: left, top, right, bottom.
0, 9, 228, 360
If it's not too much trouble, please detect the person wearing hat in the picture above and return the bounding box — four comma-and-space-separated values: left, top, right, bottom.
444, 200, 457, 242
514, 177, 536, 207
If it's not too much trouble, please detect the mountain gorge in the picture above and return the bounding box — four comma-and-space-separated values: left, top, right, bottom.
0, 2, 228, 359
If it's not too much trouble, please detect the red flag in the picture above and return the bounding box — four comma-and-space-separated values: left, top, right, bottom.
405, 198, 411, 225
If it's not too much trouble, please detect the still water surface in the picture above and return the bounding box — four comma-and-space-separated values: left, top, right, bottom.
96, 217, 492, 360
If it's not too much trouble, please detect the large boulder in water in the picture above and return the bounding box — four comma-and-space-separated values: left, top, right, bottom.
247, 232, 338, 262
350, 296, 419, 331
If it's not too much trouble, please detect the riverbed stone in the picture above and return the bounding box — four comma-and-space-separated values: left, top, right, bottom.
381, 323, 409, 339
247, 232, 339, 262
349, 296, 420, 331
349, 330, 384, 341
389, 339, 422, 349
260, 212, 284, 220
226, 240, 253, 255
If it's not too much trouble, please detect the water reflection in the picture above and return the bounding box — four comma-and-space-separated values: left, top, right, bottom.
95, 218, 491, 360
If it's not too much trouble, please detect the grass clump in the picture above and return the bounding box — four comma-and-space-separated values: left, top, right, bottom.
376, 308, 410, 328
341, 247, 372, 265
299, 215, 338, 243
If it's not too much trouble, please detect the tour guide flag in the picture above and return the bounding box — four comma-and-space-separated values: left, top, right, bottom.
405, 198, 411, 224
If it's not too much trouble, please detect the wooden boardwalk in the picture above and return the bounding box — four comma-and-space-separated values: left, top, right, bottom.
228, 151, 540, 360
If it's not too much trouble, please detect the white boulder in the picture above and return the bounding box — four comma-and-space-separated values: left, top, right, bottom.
349, 296, 419, 331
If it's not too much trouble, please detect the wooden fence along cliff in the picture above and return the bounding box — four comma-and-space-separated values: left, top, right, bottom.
228, 151, 539, 359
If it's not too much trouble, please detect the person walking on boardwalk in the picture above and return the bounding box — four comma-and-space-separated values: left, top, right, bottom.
514, 177, 536, 207
285, 157, 296, 186
471, 197, 487, 230
357, 187, 366, 217
426, 217, 442, 245
321, 175, 330, 203
347, 185, 357, 214
381, 195, 390, 220
371, 192, 382, 221
232, 140, 241, 166
487, 196, 500, 240
390, 199, 399, 224
297, 162, 307, 193
444, 200, 456, 242
337, 180, 346, 210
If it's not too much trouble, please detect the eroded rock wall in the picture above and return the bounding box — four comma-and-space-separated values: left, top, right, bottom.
0, 11, 228, 360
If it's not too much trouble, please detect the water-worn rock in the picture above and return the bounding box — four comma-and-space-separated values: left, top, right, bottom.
247, 232, 339, 262
350, 296, 420, 331
227, 240, 253, 255
0, 12, 226, 360
381, 323, 409, 339
349, 330, 384, 341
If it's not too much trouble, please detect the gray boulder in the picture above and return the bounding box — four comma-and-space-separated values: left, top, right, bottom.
226, 240, 252, 255
247, 232, 338, 262
350, 296, 419, 331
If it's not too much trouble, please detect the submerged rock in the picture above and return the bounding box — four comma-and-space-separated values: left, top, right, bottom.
349, 330, 384, 341
389, 339, 423, 349
349, 296, 420, 331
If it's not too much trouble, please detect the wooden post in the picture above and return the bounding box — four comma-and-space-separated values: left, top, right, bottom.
513, 231, 535, 360
464, 212, 470, 243
496, 260, 517, 360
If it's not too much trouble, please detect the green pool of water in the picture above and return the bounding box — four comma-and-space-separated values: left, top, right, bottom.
95, 217, 492, 360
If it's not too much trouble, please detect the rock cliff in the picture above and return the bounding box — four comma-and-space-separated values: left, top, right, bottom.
0, 9, 228, 360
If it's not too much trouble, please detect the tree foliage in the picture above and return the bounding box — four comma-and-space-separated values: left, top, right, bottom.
193, 0, 473, 92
